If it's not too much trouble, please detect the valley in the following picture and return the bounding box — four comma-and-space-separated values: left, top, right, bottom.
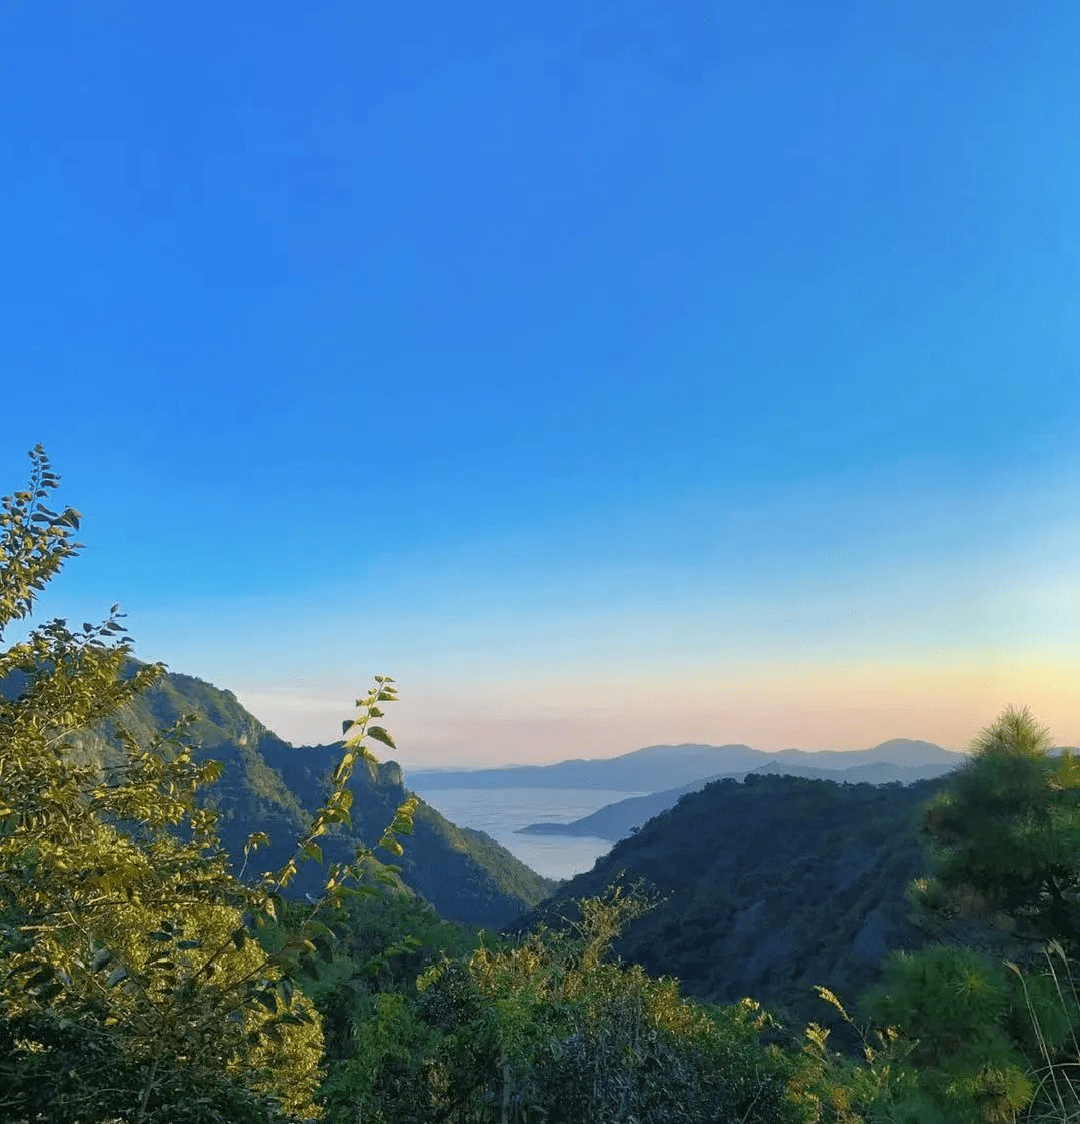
7, 621, 1066, 1124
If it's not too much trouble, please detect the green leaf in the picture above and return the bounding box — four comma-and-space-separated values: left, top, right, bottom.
254, 989, 279, 1013
283, 937, 317, 954
107, 967, 130, 987
367, 725, 396, 750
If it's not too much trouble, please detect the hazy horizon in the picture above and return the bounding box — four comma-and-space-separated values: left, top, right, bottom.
5, 2, 1080, 767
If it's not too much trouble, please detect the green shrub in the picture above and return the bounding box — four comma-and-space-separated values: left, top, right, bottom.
321, 885, 813, 1123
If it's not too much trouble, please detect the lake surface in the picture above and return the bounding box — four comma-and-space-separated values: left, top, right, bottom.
408, 786, 649, 882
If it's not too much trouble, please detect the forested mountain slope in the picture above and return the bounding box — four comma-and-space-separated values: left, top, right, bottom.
519, 773, 947, 1025
9, 664, 555, 926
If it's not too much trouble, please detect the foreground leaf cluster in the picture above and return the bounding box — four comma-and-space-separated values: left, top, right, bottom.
0, 446, 414, 1123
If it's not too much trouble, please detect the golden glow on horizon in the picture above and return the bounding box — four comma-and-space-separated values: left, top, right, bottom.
235, 656, 1080, 767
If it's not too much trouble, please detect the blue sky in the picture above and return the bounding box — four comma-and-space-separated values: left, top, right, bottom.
4, 1, 1080, 765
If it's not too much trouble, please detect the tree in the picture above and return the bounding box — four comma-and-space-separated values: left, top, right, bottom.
0, 446, 415, 1123
847, 706, 1080, 1123
913, 705, 1080, 952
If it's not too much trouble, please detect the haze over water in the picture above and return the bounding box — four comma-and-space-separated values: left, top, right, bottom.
410, 787, 649, 882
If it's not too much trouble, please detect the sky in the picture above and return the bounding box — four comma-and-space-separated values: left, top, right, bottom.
3, 1, 1080, 768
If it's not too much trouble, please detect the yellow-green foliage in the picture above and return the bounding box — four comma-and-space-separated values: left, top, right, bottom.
794, 987, 917, 1124
0, 448, 323, 1120
0, 447, 413, 1124
328, 884, 812, 1124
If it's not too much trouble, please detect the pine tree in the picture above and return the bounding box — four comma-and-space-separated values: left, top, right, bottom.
916, 705, 1080, 951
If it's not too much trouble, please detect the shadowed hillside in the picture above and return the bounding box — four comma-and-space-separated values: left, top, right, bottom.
517, 772, 948, 1025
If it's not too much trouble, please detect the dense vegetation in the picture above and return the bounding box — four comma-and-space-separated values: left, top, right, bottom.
10, 657, 555, 928
521, 773, 948, 1026
6, 446, 1080, 1123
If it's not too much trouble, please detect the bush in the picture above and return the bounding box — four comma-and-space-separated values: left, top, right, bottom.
324, 884, 813, 1124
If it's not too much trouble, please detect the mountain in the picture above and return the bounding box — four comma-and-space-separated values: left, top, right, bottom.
752, 759, 957, 783
406, 743, 761, 791
44, 665, 556, 928
770, 738, 963, 770
514, 772, 948, 1026
409, 739, 964, 794
518, 780, 715, 839
517, 758, 961, 840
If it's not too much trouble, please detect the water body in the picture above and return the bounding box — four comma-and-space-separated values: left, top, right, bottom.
409, 786, 648, 883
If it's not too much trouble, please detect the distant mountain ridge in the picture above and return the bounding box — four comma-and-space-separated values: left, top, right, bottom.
407, 738, 965, 794
517, 756, 961, 840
